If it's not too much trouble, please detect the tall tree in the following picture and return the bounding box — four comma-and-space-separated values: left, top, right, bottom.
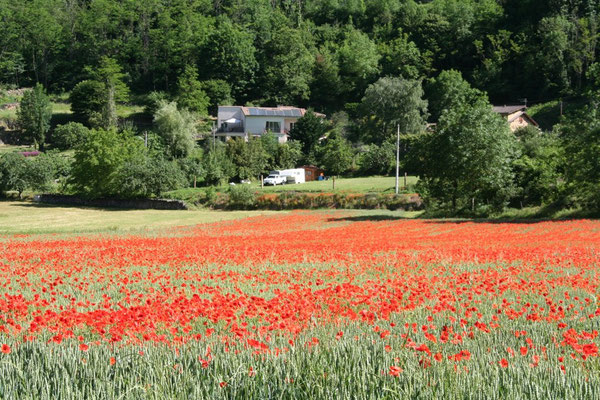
176, 65, 209, 115
153, 101, 197, 159
86, 56, 130, 129
69, 128, 145, 198
260, 25, 315, 105
359, 77, 428, 144
426, 70, 486, 122
418, 97, 519, 211
289, 110, 327, 155
319, 135, 354, 176
17, 84, 52, 151
204, 16, 258, 101
337, 28, 380, 102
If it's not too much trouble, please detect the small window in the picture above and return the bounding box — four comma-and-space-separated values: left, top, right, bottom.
266, 121, 281, 133
289, 122, 295, 131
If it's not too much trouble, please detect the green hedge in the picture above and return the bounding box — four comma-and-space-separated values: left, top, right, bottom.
164, 187, 423, 211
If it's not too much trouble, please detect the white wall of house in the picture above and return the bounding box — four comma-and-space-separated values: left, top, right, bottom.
217, 106, 245, 130
246, 116, 286, 134
284, 119, 297, 133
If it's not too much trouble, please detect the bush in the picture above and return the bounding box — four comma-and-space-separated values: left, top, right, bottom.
69, 80, 105, 126
69, 128, 146, 198
0, 152, 55, 197
52, 122, 90, 150
359, 140, 395, 176
227, 184, 256, 209
143, 91, 170, 116
117, 156, 186, 198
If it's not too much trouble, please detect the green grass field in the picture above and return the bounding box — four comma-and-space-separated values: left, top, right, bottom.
256, 175, 418, 193
1, 93, 143, 127
0, 201, 283, 234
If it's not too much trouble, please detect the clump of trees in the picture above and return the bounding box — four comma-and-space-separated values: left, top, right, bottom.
17, 84, 52, 151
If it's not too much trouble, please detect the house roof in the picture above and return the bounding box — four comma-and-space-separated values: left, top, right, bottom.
227, 105, 325, 118
507, 111, 539, 127
241, 106, 303, 117
492, 105, 527, 114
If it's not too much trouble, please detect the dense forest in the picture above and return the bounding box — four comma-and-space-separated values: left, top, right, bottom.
1, 0, 599, 111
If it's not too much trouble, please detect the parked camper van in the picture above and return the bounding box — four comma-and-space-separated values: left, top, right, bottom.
263, 169, 306, 185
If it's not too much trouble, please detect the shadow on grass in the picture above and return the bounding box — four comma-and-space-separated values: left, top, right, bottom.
2, 199, 139, 212
327, 214, 415, 222
327, 203, 599, 224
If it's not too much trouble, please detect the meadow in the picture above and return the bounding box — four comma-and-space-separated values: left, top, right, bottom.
0, 207, 599, 399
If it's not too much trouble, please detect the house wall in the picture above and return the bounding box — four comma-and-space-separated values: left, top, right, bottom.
284, 119, 298, 133
507, 111, 536, 132
509, 117, 532, 131
245, 116, 286, 134
217, 106, 245, 129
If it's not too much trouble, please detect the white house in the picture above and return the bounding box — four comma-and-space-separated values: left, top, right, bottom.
216, 105, 323, 143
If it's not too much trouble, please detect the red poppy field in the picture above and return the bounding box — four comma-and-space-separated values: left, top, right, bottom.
1, 211, 600, 399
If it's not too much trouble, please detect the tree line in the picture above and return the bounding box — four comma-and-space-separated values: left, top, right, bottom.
1, 0, 599, 110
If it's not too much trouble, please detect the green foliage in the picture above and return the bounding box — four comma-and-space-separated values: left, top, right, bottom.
0, 152, 54, 197
418, 97, 519, 212
359, 77, 428, 144
204, 143, 235, 186
17, 84, 52, 150
309, 47, 342, 113
117, 156, 186, 198
512, 127, 564, 206
85, 56, 130, 129
260, 26, 315, 104
289, 111, 326, 155
68, 128, 145, 198
337, 28, 380, 101
69, 80, 105, 127
559, 105, 600, 209
205, 16, 258, 101
426, 70, 486, 122
200, 80, 232, 116
153, 101, 197, 159
379, 30, 430, 79
359, 139, 396, 176
319, 135, 354, 176
176, 65, 209, 115
226, 138, 268, 181
177, 149, 205, 188
143, 91, 170, 116
51, 122, 90, 150
227, 184, 256, 209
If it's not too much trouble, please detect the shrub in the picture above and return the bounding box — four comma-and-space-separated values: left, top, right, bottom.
69, 80, 105, 126
52, 122, 90, 150
227, 184, 256, 209
143, 91, 170, 116
0, 152, 55, 197
117, 156, 186, 198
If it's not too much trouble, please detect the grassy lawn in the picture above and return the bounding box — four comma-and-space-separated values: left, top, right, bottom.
1, 92, 144, 125
0, 144, 37, 153
256, 175, 419, 193
0, 201, 285, 234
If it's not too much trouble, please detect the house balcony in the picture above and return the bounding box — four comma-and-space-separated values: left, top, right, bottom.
217, 123, 244, 133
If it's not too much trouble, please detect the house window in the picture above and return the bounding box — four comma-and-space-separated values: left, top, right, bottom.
266, 121, 281, 133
